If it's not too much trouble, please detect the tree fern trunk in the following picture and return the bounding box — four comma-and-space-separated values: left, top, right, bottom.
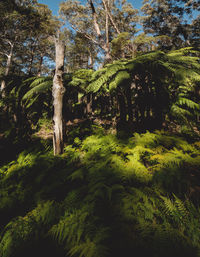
86, 93, 92, 116
117, 91, 126, 123
125, 85, 133, 122
52, 37, 65, 155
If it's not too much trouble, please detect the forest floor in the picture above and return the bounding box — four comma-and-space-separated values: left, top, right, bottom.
0, 119, 200, 257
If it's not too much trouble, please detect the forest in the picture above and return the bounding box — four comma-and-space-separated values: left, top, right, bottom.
0, 0, 200, 256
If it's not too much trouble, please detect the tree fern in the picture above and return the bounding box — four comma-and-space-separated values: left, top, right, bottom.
85, 47, 200, 128
22, 77, 52, 101
109, 70, 130, 91
69, 69, 93, 91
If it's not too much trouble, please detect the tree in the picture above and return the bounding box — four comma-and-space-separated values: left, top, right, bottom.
0, 1, 58, 97
63, 30, 98, 71
22, 3, 59, 76
87, 47, 200, 131
141, 0, 199, 50
0, 1, 35, 95
52, 35, 66, 155
59, 0, 138, 64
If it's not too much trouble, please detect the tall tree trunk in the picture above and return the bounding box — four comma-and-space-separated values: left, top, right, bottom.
88, 0, 111, 63
1, 42, 14, 97
52, 37, 65, 155
88, 48, 94, 69
102, 0, 120, 34
104, 2, 111, 63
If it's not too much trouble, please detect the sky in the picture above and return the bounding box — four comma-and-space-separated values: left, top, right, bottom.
37, 0, 143, 16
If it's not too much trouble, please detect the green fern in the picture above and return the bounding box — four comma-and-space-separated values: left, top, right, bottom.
22, 76, 52, 101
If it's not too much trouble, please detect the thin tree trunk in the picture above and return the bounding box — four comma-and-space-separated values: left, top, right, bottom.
52, 37, 65, 155
1, 42, 14, 97
88, 0, 111, 62
102, 0, 120, 34
88, 48, 94, 69
104, 2, 111, 63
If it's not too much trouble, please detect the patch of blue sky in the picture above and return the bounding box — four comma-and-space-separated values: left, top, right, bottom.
38, 0, 143, 16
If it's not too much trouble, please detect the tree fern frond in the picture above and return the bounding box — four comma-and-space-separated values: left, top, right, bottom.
27, 76, 51, 88
23, 76, 38, 84
25, 94, 40, 108
170, 104, 192, 118
176, 97, 200, 110
23, 80, 52, 100
69, 69, 93, 90
87, 64, 126, 93
109, 70, 130, 91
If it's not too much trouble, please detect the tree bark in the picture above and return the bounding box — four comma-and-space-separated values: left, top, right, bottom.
86, 93, 93, 115
88, 0, 111, 62
102, 0, 120, 34
52, 37, 65, 155
0, 42, 14, 97
104, 1, 111, 63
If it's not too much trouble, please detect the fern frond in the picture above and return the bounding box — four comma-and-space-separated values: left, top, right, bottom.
29, 76, 52, 88
173, 194, 189, 218
23, 80, 52, 100
109, 70, 130, 91
160, 195, 176, 215
170, 104, 192, 118
176, 97, 200, 110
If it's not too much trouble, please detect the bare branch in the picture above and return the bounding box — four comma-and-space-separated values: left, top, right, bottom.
4, 39, 14, 47
0, 51, 9, 58
102, 0, 121, 34
71, 24, 99, 45
88, 0, 102, 36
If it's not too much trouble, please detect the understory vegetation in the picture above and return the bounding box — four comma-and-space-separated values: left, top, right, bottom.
1, 0, 200, 256
0, 126, 200, 257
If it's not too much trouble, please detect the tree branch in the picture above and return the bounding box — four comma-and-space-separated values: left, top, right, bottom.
88, 0, 101, 36
102, 0, 121, 34
0, 51, 9, 58
71, 24, 100, 46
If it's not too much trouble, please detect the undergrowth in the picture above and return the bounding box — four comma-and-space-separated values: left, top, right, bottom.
0, 129, 200, 257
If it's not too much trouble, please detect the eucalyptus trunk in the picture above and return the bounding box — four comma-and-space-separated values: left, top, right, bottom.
52, 38, 65, 155
1, 42, 14, 97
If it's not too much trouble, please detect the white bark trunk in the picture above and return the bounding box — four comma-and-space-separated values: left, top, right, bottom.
1, 43, 14, 97
102, 0, 120, 34
89, 0, 111, 63
52, 37, 65, 155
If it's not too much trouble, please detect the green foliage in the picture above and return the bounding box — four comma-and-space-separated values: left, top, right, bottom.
0, 131, 200, 257
69, 69, 93, 91
86, 47, 200, 129
22, 76, 52, 101
111, 32, 132, 58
